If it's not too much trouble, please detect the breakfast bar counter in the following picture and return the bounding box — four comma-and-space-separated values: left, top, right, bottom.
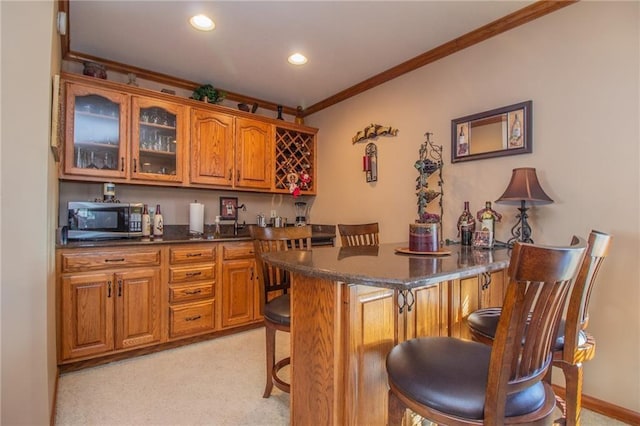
261, 243, 510, 425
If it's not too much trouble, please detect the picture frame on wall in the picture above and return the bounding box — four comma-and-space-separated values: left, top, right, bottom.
220, 197, 238, 220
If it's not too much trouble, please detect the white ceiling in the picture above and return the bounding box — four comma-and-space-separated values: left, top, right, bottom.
68, 1, 534, 110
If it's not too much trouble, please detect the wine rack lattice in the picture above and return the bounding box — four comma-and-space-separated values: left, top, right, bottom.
275, 128, 315, 193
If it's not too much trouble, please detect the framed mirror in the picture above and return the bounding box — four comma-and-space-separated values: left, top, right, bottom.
451, 100, 532, 163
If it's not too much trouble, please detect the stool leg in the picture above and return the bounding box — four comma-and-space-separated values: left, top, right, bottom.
562, 362, 583, 426
388, 389, 406, 425
263, 324, 276, 398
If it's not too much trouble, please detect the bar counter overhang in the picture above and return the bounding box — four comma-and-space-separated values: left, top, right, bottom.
261, 243, 510, 425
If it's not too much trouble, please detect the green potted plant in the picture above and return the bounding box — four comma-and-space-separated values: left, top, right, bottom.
192, 84, 226, 104
409, 133, 443, 252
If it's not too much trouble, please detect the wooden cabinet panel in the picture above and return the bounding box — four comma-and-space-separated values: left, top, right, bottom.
60, 248, 161, 273
235, 118, 272, 190
169, 282, 215, 303
405, 282, 449, 340
169, 245, 216, 264
63, 82, 129, 179
131, 96, 187, 183
221, 257, 256, 328
169, 264, 215, 283
60, 273, 115, 360
169, 300, 215, 338
346, 285, 396, 425
190, 108, 234, 186
114, 268, 162, 349
222, 241, 254, 260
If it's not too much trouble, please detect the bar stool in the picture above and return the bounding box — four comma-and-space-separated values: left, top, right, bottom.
386, 238, 586, 425
251, 225, 312, 398
467, 230, 611, 426
337, 222, 379, 246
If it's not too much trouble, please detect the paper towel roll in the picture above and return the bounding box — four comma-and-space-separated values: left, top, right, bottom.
189, 203, 204, 234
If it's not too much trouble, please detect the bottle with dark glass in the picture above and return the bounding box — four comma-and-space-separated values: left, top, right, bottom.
457, 201, 476, 246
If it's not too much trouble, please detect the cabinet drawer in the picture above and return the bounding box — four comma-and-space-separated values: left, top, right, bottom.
169, 265, 215, 283
60, 249, 161, 272
222, 242, 254, 260
169, 246, 216, 264
169, 300, 215, 338
169, 282, 215, 303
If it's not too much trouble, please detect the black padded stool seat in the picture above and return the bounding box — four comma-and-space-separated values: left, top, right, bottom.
263, 294, 290, 326
467, 309, 587, 351
386, 337, 547, 420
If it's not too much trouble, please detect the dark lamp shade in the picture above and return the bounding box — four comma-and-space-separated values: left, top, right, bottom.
496, 167, 554, 205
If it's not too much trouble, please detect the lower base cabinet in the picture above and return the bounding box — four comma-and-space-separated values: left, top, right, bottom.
60, 265, 162, 361
220, 241, 261, 328
57, 241, 266, 365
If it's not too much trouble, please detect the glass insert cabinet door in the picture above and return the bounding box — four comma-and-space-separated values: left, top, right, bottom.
64, 83, 128, 178
131, 96, 185, 182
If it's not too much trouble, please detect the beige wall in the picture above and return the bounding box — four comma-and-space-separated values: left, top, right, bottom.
1, 0, 58, 424
307, 1, 640, 412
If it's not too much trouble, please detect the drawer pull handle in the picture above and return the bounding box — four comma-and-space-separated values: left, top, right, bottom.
185, 315, 201, 321
186, 271, 202, 277
184, 289, 202, 295
107, 280, 112, 298
118, 279, 123, 297
105, 258, 125, 263
186, 253, 202, 257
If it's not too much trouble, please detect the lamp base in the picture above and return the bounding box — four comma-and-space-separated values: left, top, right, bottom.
507, 200, 534, 247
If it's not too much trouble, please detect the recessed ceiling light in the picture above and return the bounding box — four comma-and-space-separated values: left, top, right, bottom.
189, 14, 215, 31
288, 53, 308, 65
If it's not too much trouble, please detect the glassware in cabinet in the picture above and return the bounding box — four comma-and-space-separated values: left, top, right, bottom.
131, 97, 185, 182
63, 83, 128, 178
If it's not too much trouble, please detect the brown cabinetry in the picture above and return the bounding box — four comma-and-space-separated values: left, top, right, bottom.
235, 117, 273, 190
63, 82, 129, 178
189, 108, 234, 186
167, 245, 217, 339
60, 73, 317, 193
131, 96, 187, 183
220, 241, 261, 328
58, 247, 162, 362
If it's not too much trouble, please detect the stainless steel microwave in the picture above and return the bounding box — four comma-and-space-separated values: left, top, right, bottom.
67, 201, 143, 240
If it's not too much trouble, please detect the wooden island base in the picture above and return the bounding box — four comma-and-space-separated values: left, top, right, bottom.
262, 243, 509, 425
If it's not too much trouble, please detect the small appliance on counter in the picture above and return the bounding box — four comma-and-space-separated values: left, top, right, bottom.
294, 201, 309, 226
67, 201, 143, 240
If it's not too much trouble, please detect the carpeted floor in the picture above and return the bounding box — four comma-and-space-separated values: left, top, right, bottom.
55, 328, 625, 425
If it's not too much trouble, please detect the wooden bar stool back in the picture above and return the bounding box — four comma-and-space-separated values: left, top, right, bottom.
467, 230, 611, 426
251, 225, 312, 398
337, 222, 379, 246
386, 238, 587, 425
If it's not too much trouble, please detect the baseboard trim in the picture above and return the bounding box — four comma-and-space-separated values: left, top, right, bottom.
551, 384, 640, 425
50, 367, 59, 426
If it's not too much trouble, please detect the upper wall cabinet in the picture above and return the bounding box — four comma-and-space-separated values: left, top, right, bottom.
59, 73, 317, 194
190, 108, 235, 187
235, 117, 273, 190
131, 96, 187, 183
63, 82, 129, 179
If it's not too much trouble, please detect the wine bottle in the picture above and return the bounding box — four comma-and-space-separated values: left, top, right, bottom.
142, 204, 151, 237
457, 201, 476, 246
510, 113, 522, 146
153, 204, 163, 238
476, 201, 502, 247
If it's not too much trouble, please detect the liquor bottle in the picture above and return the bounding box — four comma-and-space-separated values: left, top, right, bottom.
477, 201, 502, 247
214, 215, 221, 239
457, 201, 476, 246
153, 204, 163, 238
476, 201, 502, 235
141, 204, 151, 237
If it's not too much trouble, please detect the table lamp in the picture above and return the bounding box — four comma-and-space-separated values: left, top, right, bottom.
495, 167, 553, 246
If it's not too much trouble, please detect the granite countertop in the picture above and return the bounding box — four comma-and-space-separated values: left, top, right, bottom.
58, 224, 336, 249
261, 242, 510, 290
